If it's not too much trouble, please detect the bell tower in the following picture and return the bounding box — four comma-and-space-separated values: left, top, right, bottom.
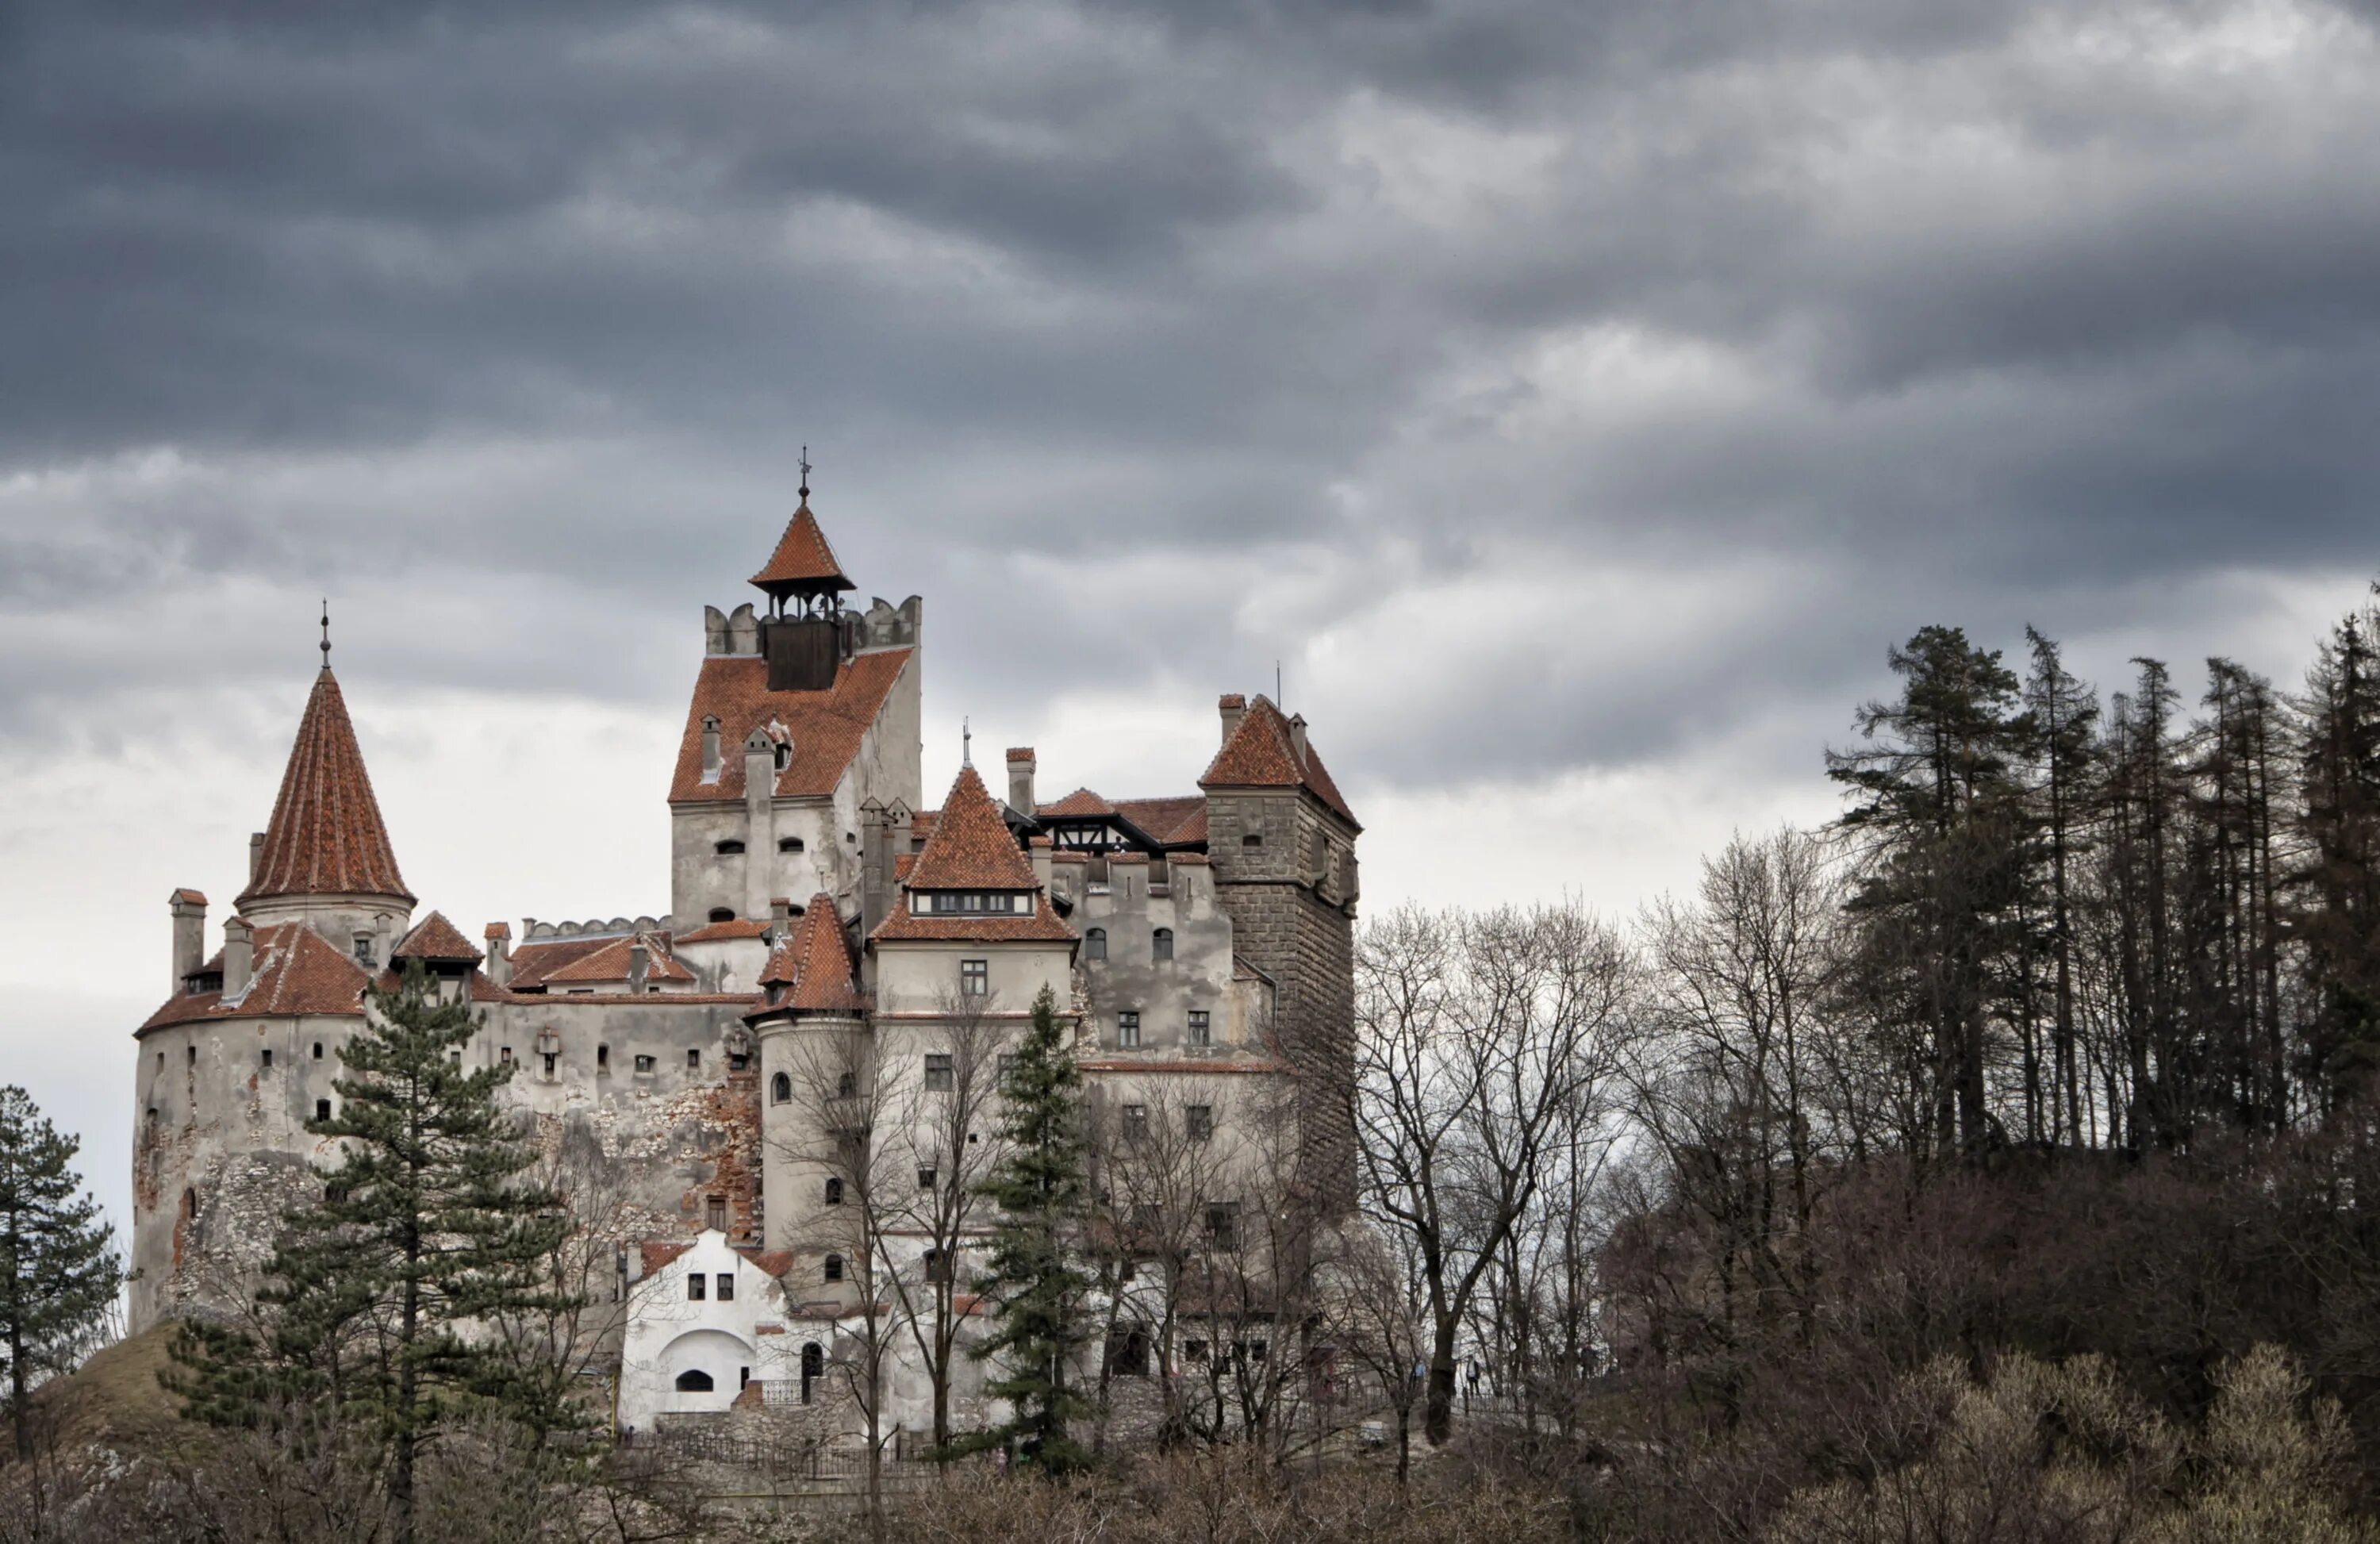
748, 456, 856, 693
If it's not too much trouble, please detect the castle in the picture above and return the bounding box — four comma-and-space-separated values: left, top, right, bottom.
130, 492, 1361, 1435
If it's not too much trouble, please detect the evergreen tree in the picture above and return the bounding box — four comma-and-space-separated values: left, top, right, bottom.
0, 1085, 124, 1459
969, 984, 1094, 1473
171, 964, 578, 1542
2018, 628, 2099, 1147
2295, 597, 2380, 1112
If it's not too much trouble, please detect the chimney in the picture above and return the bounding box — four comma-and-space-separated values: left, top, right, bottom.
223, 916, 255, 998
860, 801, 890, 939
770, 896, 793, 943
1288, 712, 1308, 766
248, 832, 266, 881
628, 939, 651, 993
375, 912, 395, 973
1219, 693, 1246, 748
1007, 747, 1036, 814
485, 922, 512, 988
701, 715, 723, 783
169, 889, 207, 993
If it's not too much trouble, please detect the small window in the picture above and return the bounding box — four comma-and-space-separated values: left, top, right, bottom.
1123, 1104, 1148, 1141
635, 1054, 655, 1074
1242, 832, 1262, 848
500, 1047, 513, 1065
314, 1098, 332, 1121
312, 1042, 324, 1060
774, 743, 791, 772
675, 1369, 712, 1392
597, 1044, 610, 1071
543, 1052, 557, 1075
260, 1048, 273, 1070
778, 835, 804, 853
925, 1054, 954, 1092
836, 1070, 856, 1099
708, 908, 735, 924
187, 1046, 196, 1065
688, 1273, 707, 1301
354, 935, 377, 965
1188, 1104, 1213, 1143
824, 1177, 844, 1205
998, 1052, 1019, 1079
706, 1196, 727, 1231
1085, 928, 1107, 962
960, 958, 988, 997
1153, 928, 1173, 962
715, 839, 746, 855
716, 1272, 735, 1302
772, 1072, 793, 1104
1206, 1201, 1238, 1250
687, 1048, 701, 1070
824, 1253, 844, 1283
324, 1184, 348, 1205
729, 1050, 749, 1071
1188, 1010, 1211, 1049
1185, 1338, 1209, 1363
963, 893, 984, 912
1117, 1012, 1140, 1050
918, 1168, 937, 1192
923, 1248, 952, 1284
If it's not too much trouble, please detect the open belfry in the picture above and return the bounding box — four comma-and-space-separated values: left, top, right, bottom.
131, 487, 1360, 1435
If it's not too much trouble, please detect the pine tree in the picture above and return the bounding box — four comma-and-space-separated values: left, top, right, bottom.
171, 964, 578, 1542
969, 984, 1094, 1473
0, 1085, 125, 1459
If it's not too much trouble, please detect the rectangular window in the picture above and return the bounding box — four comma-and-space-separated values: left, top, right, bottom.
1117, 1012, 1140, 1049
716, 1273, 734, 1302
1188, 1011, 1211, 1048
312, 1042, 324, 1060
500, 1047, 513, 1064
925, 1054, 954, 1092
634, 1054, 655, 1074
687, 1048, 701, 1070
1206, 1201, 1238, 1250
963, 893, 984, 912
1187, 1104, 1213, 1143
543, 1052, 557, 1075
706, 1196, 727, 1231
1185, 1339, 1209, 1363
918, 1168, 937, 1192
314, 1098, 332, 1121
960, 958, 988, 997
688, 1273, 706, 1302
597, 1044, 609, 1070
1123, 1104, 1148, 1141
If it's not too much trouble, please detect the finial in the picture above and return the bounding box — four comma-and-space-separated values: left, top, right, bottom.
321, 600, 332, 666
962, 716, 973, 769
798, 445, 812, 502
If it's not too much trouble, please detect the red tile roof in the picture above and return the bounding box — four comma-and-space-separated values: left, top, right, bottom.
640, 1240, 693, 1274
502, 935, 616, 990
538, 934, 696, 985
140, 923, 372, 1031
485, 921, 512, 940
674, 918, 774, 944
393, 910, 482, 964
171, 887, 208, 906
1115, 796, 1208, 844
871, 889, 1077, 944
1039, 786, 1115, 818
669, 650, 914, 805
240, 668, 413, 905
754, 895, 866, 1012
905, 766, 1038, 890
1197, 694, 1360, 829
749, 501, 855, 593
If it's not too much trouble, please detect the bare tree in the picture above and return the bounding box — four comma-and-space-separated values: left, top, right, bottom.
1353, 901, 1631, 1445
1319, 1219, 1431, 1484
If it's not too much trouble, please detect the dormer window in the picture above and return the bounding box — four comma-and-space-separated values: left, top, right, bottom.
353, 935, 376, 966
716, 839, 746, 856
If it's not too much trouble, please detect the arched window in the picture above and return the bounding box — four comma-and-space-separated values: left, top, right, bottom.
771, 1072, 792, 1104
674, 1369, 714, 1392
1085, 928, 1107, 962
824, 1177, 843, 1206
823, 1253, 844, 1283
715, 839, 746, 855
708, 907, 735, 924
1152, 928, 1173, 962
778, 835, 804, 853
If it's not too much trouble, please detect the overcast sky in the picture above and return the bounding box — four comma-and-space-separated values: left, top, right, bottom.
6, 0, 2379, 1235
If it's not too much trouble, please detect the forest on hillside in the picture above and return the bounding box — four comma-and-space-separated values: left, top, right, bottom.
11, 583, 2380, 1544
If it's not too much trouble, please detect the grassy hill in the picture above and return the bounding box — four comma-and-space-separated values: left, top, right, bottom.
13, 1325, 190, 1461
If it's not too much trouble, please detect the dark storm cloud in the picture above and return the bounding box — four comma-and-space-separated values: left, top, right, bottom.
5, 0, 2380, 795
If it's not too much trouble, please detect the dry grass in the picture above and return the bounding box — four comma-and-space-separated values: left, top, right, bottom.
13, 1326, 189, 1461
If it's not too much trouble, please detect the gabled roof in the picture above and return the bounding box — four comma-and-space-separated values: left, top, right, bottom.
752, 894, 866, 1013
905, 765, 1038, 890
140, 923, 373, 1031
240, 668, 413, 905
1197, 694, 1360, 829
1115, 796, 1208, 845
537, 934, 695, 985
393, 910, 482, 964
749, 502, 855, 593
1039, 786, 1115, 819
669, 649, 913, 805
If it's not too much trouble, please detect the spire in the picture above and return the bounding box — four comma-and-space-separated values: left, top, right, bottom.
749, 471, 856, 604
238, 666, 413, 906
905, 764, 1038, 891
321, 599, 332, 666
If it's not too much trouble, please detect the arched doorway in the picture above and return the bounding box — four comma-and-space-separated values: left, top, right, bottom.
800, 1341, 823, 1406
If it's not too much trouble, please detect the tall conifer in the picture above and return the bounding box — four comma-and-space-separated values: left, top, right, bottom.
0, 1085, 124, 1459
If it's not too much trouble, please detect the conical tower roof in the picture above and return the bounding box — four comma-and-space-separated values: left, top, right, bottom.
906, 764, 1038, 890
238, 667, 413, 906
750, 500, 854, 597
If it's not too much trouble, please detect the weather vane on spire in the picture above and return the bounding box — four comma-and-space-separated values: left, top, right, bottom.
799, 445, 812, 501
321, 600, 332, 666
962, 715, 973, 768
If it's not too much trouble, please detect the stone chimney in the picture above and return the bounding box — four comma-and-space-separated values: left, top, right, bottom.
1219, 693, 1246, 748
860, 801, 890, 939
1007, 747, 1036, 814
170, 889, 207, 993
223, 916, 254, 997
485, 922, 512, 988
701, 715, 723, 783
770, 896, 793, 943
1288, 712, 1308, 766
742, 729, 777, 920
248, 832, 265, 882
628, 939, 651, 994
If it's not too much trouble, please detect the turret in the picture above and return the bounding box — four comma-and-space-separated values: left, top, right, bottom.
748, 470, 856, 692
